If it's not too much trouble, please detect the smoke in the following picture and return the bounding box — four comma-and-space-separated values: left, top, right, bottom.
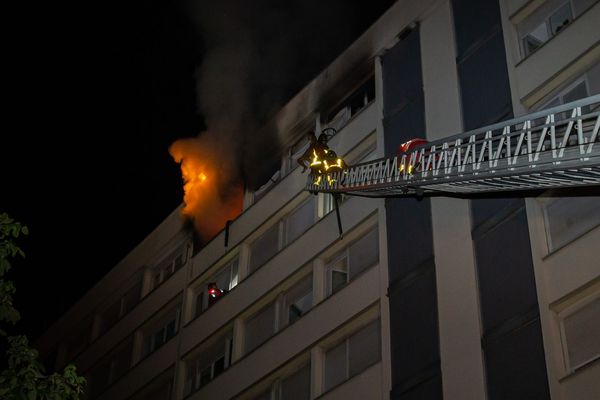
171, 0, 391, 240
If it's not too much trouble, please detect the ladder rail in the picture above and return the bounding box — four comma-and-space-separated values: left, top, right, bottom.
306, 95, 600, 196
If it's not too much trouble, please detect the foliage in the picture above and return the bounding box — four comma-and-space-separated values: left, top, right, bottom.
0, 213, 86, 399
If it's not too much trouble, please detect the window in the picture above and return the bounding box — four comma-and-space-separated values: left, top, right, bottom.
278, 364, 311, 400
323, 320, 381, 392
324, 77, 375, 132
541, 196, 600, 252
519, 1, 573, 57
65, 316, 94, 361
194, 257, 239, 317
88, 337, 133, 398
559, 294, 600, 372
244, 274, 314, 353
249, 223, 280, 273
326, 228, 379, 295
251, 364, 311, 400
279, 275, 313, 328
283, 198, 315, 245
97, 277, 143, 336
184, 332, 233, 396
283, 135, 311, 176
249, 197, 315, 273
142, 306, 180, 357
245, 301, 277, 353
151, 244, 187, 290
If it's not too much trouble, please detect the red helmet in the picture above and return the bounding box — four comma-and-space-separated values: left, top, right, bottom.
398, 138, 429, 154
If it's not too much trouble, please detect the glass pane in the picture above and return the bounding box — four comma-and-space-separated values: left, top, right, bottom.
253, 389, 273, 400
348, 228, 379, 279
523, 23, 549, 55
214, 264, 232, 293
328, 254, 348, 295
249, 224, 280, 273
564, 296, 600, 369
213, 356, 225, 378
199, 366, 211, 388
349, 321, 381, 376
324, 340, 348, 391
245, 302, 276, 353
543, 196, 600, 251
549, 2, 572, 35
195, 290, 205, 317
285, 199, 315, 245
281, 275, 313, 328
154, 329, 165, 349
562, 81, 588, 104
122, 279, 142, 315
280, 364, 310, 400
165, 319, 176, 340
230, 258, 239, 289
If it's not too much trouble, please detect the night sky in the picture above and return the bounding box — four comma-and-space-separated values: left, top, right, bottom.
2, 0, 396, 343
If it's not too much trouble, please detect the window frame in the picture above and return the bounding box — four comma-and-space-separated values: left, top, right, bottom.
518, 0, 574, 58
322, 319, 382, 394
185, 333, 233, 395
193, 256, 240, 317
248, 196, 316, 273
142, 306, 181, 358
325, 227, 379, 296
557, 291, 600, 373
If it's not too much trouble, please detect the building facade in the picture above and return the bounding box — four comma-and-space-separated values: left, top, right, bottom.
37, 1, 600, 399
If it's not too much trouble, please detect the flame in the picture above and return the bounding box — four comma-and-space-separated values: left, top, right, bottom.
170, 136, 243, 242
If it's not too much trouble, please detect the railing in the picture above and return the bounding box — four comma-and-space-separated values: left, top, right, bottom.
306, 95, 600, 196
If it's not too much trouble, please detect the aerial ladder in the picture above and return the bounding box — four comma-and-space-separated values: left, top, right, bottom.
305, 95, 600, 235
306, 95, 600, 197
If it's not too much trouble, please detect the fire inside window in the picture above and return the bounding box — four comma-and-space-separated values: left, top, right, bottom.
207, 282, 227, 306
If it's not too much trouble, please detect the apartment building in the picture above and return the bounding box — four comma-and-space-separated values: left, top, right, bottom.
36, 1, 600, 399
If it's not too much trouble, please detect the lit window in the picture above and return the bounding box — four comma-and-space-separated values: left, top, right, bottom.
559, 294, 600, 372
323, 320, 381, 392
326, 228, 379, 295
142, 306, 180, 357
194, 257, 239, 317
184, 332, 233, 396
519, 1, 573, 57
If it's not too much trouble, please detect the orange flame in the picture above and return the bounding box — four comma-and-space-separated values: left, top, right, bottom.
169, 136, 243, 242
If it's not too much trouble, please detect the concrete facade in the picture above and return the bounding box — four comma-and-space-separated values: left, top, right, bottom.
37, 1, 600, 399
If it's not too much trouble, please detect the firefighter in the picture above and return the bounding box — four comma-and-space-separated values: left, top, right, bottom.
297, 131, 329, 173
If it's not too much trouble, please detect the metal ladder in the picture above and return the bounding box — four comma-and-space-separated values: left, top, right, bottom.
306, 95, 600, 197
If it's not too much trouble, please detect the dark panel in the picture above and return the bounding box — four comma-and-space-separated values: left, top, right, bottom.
392, 372, 443, 400
471, 197, 525, 231
383, 95, 426, 158
382, 27, 423, 118
484, 319, 551, 400
457, 31, 512, 130
388, 270, 440, 384
385, 197, 434, 284
474, 208, 538, 332
452, 0, 503, 57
